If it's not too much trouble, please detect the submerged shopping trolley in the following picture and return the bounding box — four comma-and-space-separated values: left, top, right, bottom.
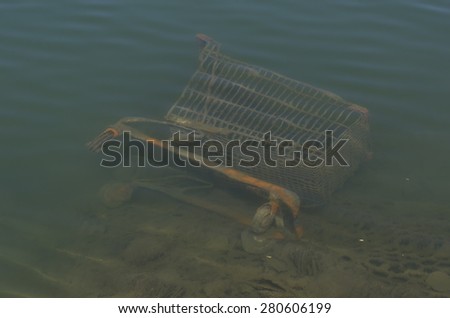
88, 34, 370, 238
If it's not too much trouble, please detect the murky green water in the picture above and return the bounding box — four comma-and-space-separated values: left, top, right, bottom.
1, 0, 449, 297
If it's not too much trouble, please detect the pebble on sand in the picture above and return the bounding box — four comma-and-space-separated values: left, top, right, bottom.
426, 271, 450, 292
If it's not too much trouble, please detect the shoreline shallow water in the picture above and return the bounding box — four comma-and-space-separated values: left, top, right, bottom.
0, 0, 449, 297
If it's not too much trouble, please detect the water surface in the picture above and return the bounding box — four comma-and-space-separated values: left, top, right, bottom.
0, 0, 449, 297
